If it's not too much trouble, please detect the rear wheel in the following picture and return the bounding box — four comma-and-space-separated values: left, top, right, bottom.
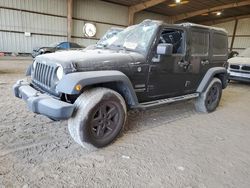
68, 88, 127, 148
195, 78, 222, 113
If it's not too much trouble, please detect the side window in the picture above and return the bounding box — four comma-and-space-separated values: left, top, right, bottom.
57, 42, 69, 49
70, 43, 81, 48
212, 33, 227, 56
159, 29, 184, 54
191, 31, 209, 56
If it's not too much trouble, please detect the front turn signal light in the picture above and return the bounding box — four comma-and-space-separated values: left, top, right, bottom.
75, 84, 82, 91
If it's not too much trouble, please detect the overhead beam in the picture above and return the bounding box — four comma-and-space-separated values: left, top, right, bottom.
171, 0, 250, 22
67, 0, 73, 42
128, 0, 167, 25
201, 14, 250, 25
129, 0, 167, 13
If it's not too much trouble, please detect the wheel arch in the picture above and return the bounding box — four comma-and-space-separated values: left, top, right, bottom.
88, 81, 138, 108
56, 70, 139, 108
197, 67, 228, 93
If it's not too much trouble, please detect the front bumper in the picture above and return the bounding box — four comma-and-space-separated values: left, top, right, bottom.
13, 79, 75, 120
228, 71, 250, 82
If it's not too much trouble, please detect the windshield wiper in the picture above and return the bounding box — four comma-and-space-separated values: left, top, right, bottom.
114, 45, 133, 52
116, 45, 127, 50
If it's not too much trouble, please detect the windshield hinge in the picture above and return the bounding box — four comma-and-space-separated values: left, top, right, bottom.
70, 62, 78, 72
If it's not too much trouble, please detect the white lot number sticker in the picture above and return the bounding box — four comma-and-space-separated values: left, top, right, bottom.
124, 42, 137, 50
107, 36, 118, 45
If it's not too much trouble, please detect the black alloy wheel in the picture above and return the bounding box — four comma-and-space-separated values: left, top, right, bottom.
68, 88, 126, 148
91, 102, 120, 139
205, 79, 222, 112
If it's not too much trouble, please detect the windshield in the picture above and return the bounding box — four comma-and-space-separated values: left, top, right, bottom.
238, 48, 250, 58
97, 28, 123, 45
97, 21, 159, 54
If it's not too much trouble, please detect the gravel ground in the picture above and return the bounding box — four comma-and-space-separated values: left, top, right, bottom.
0, 58, 250, 188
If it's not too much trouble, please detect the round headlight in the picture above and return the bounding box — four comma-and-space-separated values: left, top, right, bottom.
56, 65, 64, 80
33, 60, 37, 69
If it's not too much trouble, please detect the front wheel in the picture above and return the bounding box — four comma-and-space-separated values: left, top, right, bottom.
68, 88, 127, 148
195, 78, 222, 113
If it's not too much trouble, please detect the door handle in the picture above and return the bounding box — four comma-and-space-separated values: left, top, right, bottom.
149, 66, 158, 72
178, 60, 189, 68
201, 60, 209, 65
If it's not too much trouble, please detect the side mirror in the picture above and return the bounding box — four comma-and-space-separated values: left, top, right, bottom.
157, 43, 173, 56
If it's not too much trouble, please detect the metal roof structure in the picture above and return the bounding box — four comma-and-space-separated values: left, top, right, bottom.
102, 0, 250, 25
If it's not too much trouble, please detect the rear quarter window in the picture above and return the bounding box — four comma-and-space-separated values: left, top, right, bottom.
57, 42, 69, 49
70, 43, 81, 48
212, 33, 228, 56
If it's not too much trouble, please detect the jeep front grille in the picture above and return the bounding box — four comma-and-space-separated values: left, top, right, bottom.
33, 62, 55, 89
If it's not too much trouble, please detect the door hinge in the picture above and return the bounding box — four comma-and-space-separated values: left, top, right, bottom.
185, 81, 191, 87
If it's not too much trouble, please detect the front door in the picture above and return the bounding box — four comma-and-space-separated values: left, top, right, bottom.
147, 27, 198, 100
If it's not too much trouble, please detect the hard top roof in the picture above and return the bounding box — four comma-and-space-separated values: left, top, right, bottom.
139, 20, 228, 34
176, 22, 228, 34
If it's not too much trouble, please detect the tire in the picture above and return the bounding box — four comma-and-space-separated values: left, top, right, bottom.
195, 78, 222, 113
68, 87, 127, 148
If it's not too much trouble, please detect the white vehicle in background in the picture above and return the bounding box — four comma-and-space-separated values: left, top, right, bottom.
228, 47, 250, 82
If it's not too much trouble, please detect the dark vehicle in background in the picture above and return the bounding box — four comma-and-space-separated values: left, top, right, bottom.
228, 47, 250, 82
32, 42, 82, 57
14, 20, 228, 148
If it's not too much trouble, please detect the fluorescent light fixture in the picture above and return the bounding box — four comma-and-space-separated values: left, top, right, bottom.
216, 12, 221, 16
169, 0, 189, 7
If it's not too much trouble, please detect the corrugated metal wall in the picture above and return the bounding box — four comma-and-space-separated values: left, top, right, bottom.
234, 18, 250, 52
71, 0, 128, 47
74, 0, 128, 26
0, 0, 68, 53
213, 18, 250, 53
0, 0, 67, 16
0, 0, 169, 54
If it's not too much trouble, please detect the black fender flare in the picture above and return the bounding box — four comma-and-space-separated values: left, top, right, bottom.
56, 70, 139, 106
197, 67, 228, 93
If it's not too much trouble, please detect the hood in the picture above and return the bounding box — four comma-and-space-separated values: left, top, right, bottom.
33, 47, 41, 51
35, 49, 145, 72
228, 56, 250, 65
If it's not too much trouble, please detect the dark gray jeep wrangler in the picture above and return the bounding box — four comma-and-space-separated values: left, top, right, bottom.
13, 20, 228, 148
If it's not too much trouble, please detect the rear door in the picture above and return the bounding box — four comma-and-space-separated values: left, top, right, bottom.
189, 28, 210, 86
